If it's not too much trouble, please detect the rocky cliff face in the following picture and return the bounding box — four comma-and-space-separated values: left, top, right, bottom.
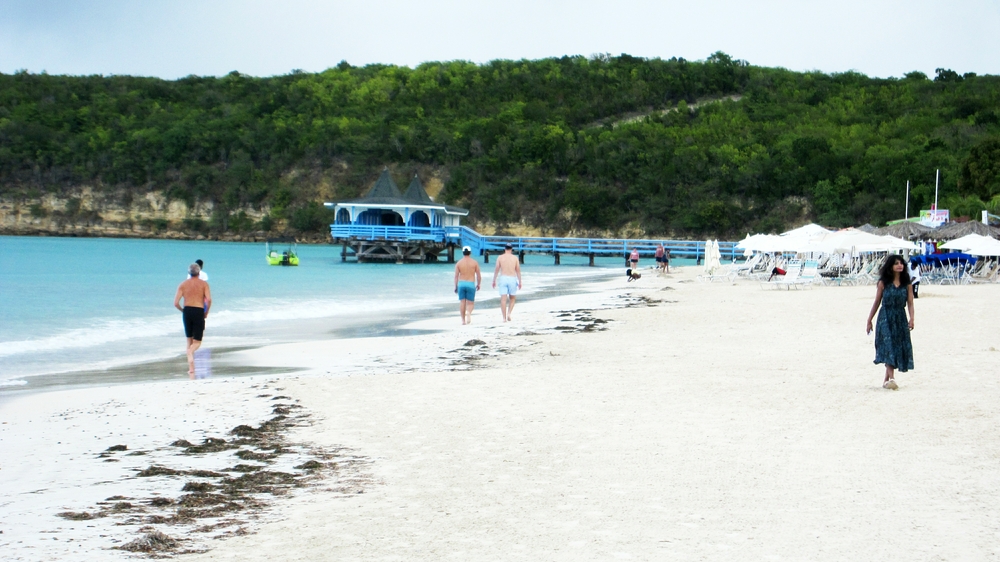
0, 187, 330, 243
0, 164, 455, 243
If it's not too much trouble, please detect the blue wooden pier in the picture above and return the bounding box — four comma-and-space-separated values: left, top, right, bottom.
327, 171, 740, 264
329, 224, 740, 264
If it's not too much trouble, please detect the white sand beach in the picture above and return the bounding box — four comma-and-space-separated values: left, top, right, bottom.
4, 266, 1000, 560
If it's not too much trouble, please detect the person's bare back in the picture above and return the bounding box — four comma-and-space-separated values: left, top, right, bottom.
175, 277, 212, 314
454, 251, 482, 325
495, 253, 519, 277
175, 264, 213, 378
455, 256, 481, 282
492, 248, 522, 322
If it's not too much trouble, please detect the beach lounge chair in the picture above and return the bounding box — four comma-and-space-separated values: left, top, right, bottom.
747, 254, 780, 281
697, 263, 739, 283
970, 260, 1000, 283
841, 259, 879, 286
795, 260, 819, 288
732, 253, 763, 277
761, 260, 803, 290
696, 269, 730, 283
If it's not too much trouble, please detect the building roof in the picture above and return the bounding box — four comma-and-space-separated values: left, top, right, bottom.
366, 168, 403, 199
401, 174, 467, 214
404, 175, 434, 204
327, 170, 468, 216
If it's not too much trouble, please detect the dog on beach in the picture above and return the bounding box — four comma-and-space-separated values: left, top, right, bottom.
626, 268, 641, 282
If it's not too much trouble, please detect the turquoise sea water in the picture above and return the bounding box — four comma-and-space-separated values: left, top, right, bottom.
0, 236, 637, 385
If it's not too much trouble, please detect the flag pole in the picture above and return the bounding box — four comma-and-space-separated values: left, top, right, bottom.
934, 169, 939, 211
905, 180, 910, 220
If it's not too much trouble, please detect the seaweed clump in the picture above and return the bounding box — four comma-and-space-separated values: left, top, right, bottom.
137, 465, 186, 477
57, 511, 103, 520
235, 449, 275, 462
182, 481, 215, 493
117, 530, 179, 553
184, 437, 235, 454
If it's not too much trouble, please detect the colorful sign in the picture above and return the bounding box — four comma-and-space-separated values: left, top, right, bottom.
919, 209, 949, 227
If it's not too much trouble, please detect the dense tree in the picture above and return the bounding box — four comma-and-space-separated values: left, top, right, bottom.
1, 54, 998, 236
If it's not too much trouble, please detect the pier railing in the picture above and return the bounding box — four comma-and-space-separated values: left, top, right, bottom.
442, 226, 740, 261
330, 224, 741, 261
330, 224, 443, 241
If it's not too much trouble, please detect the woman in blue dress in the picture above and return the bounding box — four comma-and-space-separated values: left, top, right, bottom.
865, 255, 915, 390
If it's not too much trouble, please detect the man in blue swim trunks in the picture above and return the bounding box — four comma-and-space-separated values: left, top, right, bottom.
454, 246, 482, 325
492, 242, 522, 322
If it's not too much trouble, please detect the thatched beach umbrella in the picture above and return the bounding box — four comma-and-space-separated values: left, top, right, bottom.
857, 223, 877, 233
874, 222, 932, 240
924, 221, 1000, 241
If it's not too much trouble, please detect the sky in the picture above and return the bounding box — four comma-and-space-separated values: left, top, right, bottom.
1, 0, 998, 80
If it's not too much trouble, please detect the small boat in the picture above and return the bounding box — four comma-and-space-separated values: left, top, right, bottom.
266, 238, 299, 266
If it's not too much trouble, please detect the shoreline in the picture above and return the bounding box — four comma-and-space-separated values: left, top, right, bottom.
0, 266, 619, 398
6, 268, 1000, 560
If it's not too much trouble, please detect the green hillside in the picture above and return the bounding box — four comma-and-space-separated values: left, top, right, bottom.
2, 53, 999, 237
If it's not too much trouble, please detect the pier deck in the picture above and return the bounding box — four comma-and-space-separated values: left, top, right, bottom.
330, 225, 740, 264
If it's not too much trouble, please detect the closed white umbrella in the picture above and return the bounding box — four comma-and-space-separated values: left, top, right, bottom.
706, 239, 722, 273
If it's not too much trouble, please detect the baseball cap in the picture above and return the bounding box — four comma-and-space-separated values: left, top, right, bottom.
462, 246, 471, 254
504, 243, 513, 249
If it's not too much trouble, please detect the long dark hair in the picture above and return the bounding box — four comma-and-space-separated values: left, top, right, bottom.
878, 254, 911, 287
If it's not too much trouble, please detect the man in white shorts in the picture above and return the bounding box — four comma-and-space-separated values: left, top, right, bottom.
492, 243, 522, 322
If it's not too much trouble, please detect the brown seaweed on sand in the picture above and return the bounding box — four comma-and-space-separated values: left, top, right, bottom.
57, 510, 104, 520
58, 394, 372, 558
116, 530, 180, 553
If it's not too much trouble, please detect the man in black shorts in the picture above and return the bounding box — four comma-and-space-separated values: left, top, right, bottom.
174, 263, 212, 379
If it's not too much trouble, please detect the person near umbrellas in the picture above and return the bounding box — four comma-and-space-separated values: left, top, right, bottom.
908, 259, 921, 299
866, 255, 915, 390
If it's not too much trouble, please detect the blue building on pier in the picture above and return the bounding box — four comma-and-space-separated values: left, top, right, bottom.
326, 169, 468, 262
328, 168, 468, 232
